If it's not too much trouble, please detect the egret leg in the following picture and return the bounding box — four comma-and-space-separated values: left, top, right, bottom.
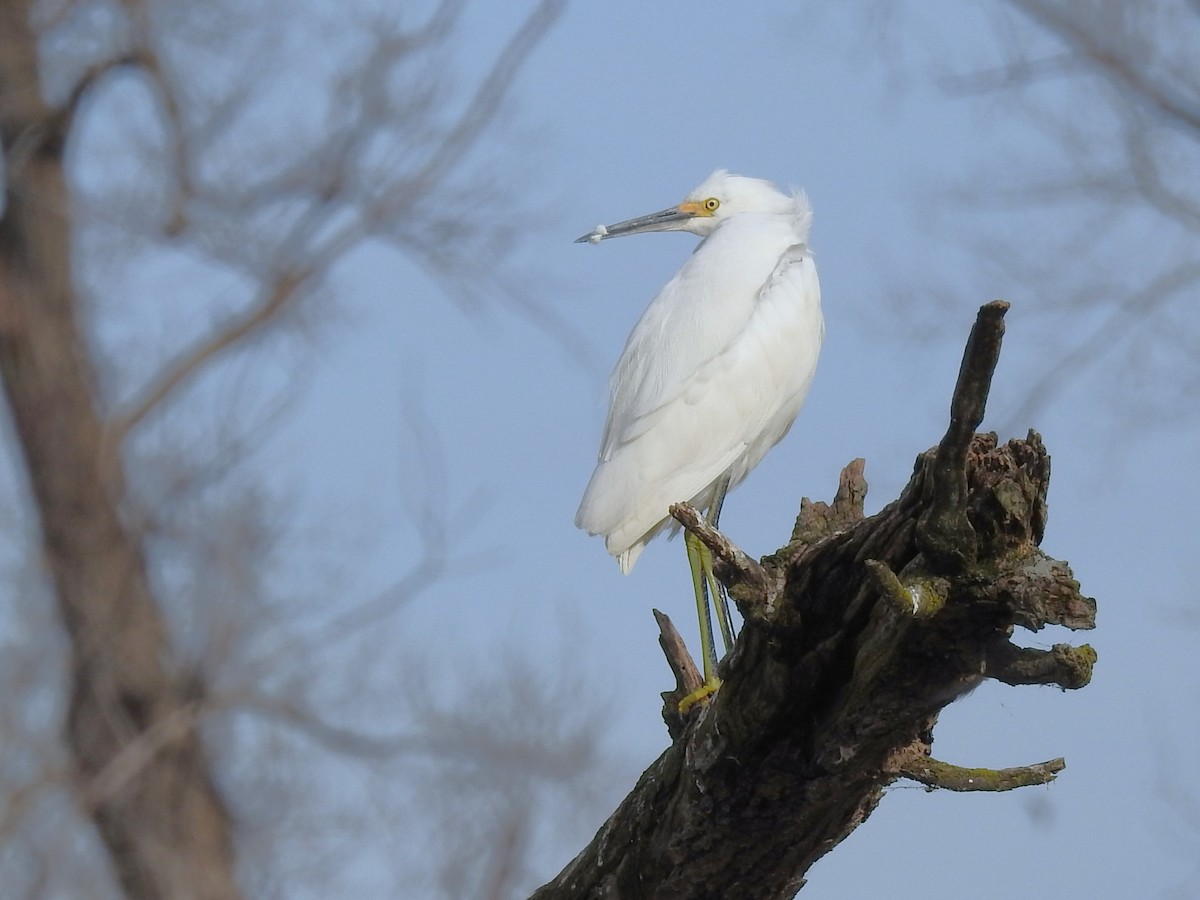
679, 529, 721, 712
706, 475, 737, 652
699, 542, 736, 653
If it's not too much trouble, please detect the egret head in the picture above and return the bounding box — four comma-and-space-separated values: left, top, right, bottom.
575, 170, 794, 244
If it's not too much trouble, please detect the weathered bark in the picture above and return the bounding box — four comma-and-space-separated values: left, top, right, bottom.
0, 5, 240, 898
532, 301, 1096, 900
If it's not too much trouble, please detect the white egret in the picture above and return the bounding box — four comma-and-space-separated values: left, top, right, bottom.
575, 170, 823, 710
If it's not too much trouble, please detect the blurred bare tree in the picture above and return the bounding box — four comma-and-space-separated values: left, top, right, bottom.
853, 1, 1200, 428
966, 1, 1200, 425
0, 0, 604, 897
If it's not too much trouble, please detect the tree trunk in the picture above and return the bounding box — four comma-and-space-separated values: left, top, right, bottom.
0, 5, 240, 897
532, 301, 1096, 900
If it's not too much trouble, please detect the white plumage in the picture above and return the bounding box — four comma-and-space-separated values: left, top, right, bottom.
575, 170, 823, 574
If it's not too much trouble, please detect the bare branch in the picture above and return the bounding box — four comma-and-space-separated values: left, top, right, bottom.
104, 266, 311, 449
230, 691, 427, 760
654, 609, 703, 740
130, 44, 195, 235
227, 687, 594, 782
402, 0, 567, 198
937, 51, 1083, 95
60, 52, 140, 120
897, 754, 1066, 792
916, 298, 1008, 569
101, 1, 569, 451
1007, 0, 1200, 134
1001, 260, 1200, 429
895, 2, 1200, 427
237, 391, 460, 680
654, 609, 702, 695
984, 641, 1098, 690
1124, 108, 1200, 231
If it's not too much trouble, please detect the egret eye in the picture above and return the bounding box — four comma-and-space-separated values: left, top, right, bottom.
704, 197, 720, 212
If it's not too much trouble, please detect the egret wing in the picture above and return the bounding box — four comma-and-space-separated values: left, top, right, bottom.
598, 222, 786, 461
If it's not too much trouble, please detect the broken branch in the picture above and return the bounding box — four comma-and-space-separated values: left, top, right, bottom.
984, 641, 1097, 690
898, 754, 1065, 792
654, 609, 703, 740
917, 299, 1009, 569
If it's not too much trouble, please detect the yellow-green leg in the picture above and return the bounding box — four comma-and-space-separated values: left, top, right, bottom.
678, 475, 738, 714
700, 541, 736, 653
706, 473, 736, 653
679, 530, 721, 713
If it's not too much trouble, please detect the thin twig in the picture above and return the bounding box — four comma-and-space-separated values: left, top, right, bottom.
1007, 0, 1200, 134
135, 46, 194, 233
230, 691, 424, 759
228, 689, 590, 779
61, 53, 139, 119
404, 0, 567, 195
1001, 262, 1200, 429
1125, 111, 1200, 231
104, 267, 309, 449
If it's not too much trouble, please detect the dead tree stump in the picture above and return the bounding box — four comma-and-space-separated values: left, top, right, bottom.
532, 301, 1096, 900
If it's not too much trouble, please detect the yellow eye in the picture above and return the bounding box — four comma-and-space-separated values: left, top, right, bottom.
704, 197, 720, 212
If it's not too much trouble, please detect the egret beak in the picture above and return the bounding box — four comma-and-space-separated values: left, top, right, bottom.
575, 202, 703, 244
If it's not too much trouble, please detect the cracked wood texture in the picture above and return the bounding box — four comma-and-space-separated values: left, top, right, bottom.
532, 301, 1096, 900
0, 4, 239, 898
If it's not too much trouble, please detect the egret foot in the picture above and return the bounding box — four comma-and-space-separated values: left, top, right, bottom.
678, 678, 721, 714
